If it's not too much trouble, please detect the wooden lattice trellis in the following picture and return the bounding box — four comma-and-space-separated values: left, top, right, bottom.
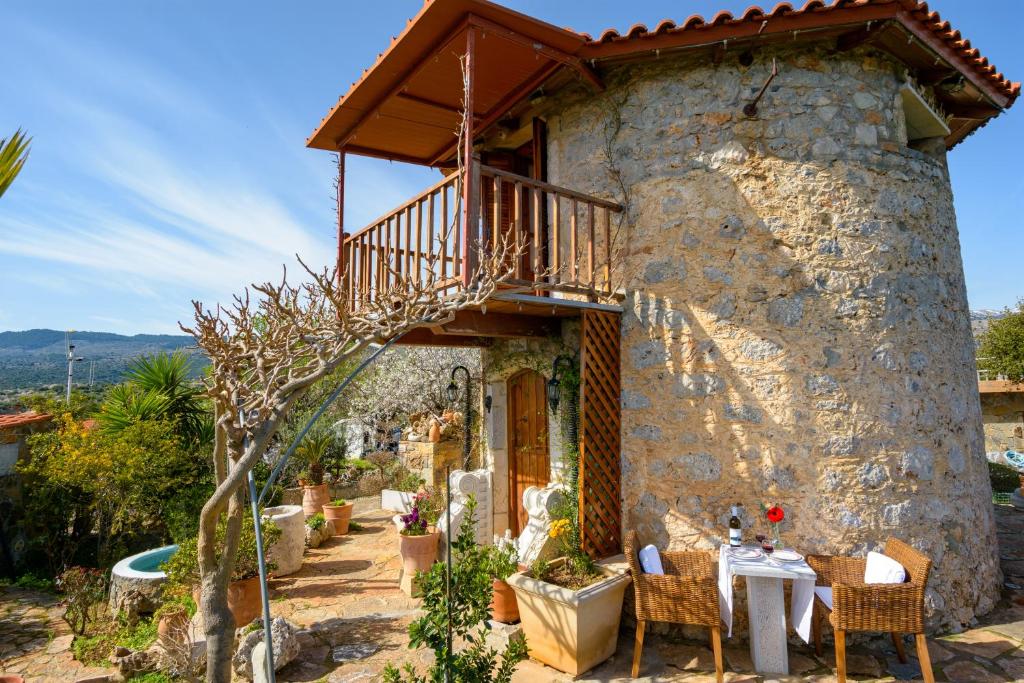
579, 309, 622, 559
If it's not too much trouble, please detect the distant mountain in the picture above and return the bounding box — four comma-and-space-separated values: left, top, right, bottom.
0, 329, 207, 391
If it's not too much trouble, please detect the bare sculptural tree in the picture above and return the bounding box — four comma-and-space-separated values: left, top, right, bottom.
184, 242, 519, 679
181, 53, 536, 679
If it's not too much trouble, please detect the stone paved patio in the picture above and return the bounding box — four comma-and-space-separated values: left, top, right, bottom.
3, 500, 1024, 681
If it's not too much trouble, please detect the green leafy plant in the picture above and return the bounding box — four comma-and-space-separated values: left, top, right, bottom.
348, 520, 364, 532
57, 566, 107, 635
0, 128, 31, 198
384, 498, 528, 682
306, 512, 327, 532
162, 516, 280, 590
294, 428, 336, 486
97, 351, 211, 448
329, 498, 347, 506
484, 538, 519, 582
0, 572, 56, 591
979, 304, 1024, 382
990, 461, 1022, 493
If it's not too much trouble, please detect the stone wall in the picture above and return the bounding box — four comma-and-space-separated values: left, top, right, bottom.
981, 392, 1024, 453
481, 321, 579, 536
398, 439, 462, 488
539, 43, 998, 630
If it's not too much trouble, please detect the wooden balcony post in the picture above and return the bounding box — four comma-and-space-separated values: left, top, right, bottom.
336, 152, 346, 287
460, 26, 477, 289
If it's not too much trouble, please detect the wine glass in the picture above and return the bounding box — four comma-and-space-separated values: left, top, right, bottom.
761, 539, 775, 561
755, 533, 766, 545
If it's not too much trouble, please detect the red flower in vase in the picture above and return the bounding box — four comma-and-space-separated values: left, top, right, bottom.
766, 505, 785, 523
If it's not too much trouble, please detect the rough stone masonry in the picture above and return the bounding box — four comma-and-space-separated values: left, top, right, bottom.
536, 43, 998, 631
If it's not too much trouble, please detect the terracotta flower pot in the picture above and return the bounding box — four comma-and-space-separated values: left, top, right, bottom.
0, 676, 26, 683
157, 610, 189, 645
398, 529, 439, 596
302, 483, 330, 518
192, 575, 263, 629
323, 501, 354, 535
489, 578, 520, 623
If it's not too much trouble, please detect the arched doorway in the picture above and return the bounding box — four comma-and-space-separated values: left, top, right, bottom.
507, 368, 550, 535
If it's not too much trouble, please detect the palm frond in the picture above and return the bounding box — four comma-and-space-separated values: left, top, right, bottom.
96, 385, 172, 433
0, 129, 31, 198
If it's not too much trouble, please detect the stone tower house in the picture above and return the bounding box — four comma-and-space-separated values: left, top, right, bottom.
311, 0, 1019, 631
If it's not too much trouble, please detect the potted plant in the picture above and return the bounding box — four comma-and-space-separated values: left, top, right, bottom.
162, 515, 281, 628
154, 590, 196, 646
397, 491, 439, 596
322, 498, 354, 535
505, 517, 631, 676
295, 429, 334, 517
484, 536, 520, 623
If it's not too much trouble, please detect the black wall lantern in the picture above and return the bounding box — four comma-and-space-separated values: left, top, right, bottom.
547, 355, 575, 415
447, 365, 472, 468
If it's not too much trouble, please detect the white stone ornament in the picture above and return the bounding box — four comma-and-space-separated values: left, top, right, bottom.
516, 484, 565, 566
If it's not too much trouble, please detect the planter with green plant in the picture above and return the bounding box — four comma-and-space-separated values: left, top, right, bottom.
485, 537, 520, 624
505, 374, 631, 676
295, 428, 334, 517
161, 515, 280, 628
322, 498, 354, 535
397, 491, 439, 596
385, 497, 527, 683
305, 512, 331, 549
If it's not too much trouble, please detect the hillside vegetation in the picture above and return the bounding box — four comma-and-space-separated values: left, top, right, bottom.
0, 328, 206, 391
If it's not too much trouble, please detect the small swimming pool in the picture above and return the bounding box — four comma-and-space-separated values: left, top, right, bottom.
125, 545, 178, 574
109, 544, 178, 616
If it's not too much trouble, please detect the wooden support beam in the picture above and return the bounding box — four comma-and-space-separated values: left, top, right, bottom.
395, 91, 482, 120
335, 17, 471, 149
342, 144, 437, 167
836, 21, 885, 51
427, 59, 561, 166
336, 152, 346, 285
468, 14, 603, 92
429, 310, 558, 338
395, 328, 492, 347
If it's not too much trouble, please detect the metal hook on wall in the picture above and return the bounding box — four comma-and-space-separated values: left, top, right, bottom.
742, 57, 779, 118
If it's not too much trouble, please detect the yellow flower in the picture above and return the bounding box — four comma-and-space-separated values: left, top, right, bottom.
549, 519, 571, 539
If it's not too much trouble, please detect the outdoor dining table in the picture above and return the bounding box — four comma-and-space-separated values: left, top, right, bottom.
717, 544, 817, 675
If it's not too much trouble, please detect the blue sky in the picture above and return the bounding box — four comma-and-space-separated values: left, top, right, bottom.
1, 0, 1020, 334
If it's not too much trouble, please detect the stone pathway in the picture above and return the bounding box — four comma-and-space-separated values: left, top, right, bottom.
4, 501, 1024, 681
0, 586, 112, 682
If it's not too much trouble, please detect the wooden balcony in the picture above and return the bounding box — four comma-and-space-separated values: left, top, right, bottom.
339, 159, 622, 312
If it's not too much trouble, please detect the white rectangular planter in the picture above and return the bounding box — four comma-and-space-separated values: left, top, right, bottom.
506, 560, 632, 676
380, 489, 415, 513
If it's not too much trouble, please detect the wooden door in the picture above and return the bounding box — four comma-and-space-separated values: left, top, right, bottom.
507, 369, 549, 535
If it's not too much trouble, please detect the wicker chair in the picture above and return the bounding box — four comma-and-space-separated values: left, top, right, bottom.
624, 531, 723, 681
806, 538, 934, 683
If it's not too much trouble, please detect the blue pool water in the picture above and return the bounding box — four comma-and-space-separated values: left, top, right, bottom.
127, 545, 178, 574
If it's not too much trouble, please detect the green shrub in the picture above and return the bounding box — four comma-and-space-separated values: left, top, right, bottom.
162, 515, 280, 590
306, 513, 326, 532
329, 498, 347, 506
990, 461, 1022, 493
0, 572, 56, 591
484, 539, 519, 582
384, 497, 527, 682
57, 566, 106, 635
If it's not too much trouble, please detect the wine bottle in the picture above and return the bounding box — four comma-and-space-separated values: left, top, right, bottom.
729, 504, 742, 547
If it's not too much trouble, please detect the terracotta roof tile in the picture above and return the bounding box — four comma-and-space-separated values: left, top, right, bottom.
581, 0, 1019, 104
0, 411, 52, 430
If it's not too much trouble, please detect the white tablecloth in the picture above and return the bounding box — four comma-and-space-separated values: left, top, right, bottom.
717, 545, 817, 642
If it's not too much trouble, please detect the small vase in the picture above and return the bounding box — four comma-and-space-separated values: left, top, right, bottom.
771, 526, 782, 550
428, 420, 441, 443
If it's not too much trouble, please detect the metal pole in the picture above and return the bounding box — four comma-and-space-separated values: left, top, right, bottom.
247, 469, 276, 682
445, 464, 452, 683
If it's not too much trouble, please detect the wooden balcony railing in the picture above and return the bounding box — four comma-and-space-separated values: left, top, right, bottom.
340, 159, 622, 309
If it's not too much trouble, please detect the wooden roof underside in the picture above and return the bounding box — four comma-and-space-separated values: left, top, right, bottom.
307, 0, 1018, 161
